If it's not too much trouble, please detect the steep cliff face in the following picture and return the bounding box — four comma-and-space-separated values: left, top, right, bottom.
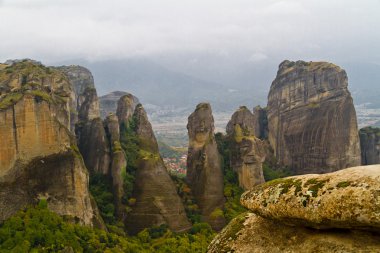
208, 165, 380, 253
104, 114, 127, 221
99, 91, 139, 119
360, 127, 380, 165
252, 106, 268, 139
226, 106, 265, 190
125, 104, 191, 234
0, 61, 100, 226
267, 60, 361, 174
187, 103, 225, 230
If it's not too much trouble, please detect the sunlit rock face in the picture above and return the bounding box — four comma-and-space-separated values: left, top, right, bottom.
125, 104, 191, 235
267, 60, 361, 175
187, 103, 226, 230
0, 61, 101, 226
226, 106, 265, 190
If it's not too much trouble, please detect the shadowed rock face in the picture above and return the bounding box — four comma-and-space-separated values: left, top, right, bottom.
125, 104, 191, 234
104, 114, 127, 221
0, 61, 101, 226
360, 127, 380, 165
226, 106, 265, 190
252, 106, 268, 139
267, 60, 361, 175
187, 103, 225, 230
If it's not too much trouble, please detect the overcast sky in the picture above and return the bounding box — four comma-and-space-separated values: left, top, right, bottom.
0, 0, 379, 65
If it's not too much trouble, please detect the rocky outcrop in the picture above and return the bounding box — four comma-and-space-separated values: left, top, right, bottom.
241, 165, 380, 230
252, 106, 268, 139
360, 127, 380, 165
99, 91, 139, 119
0, 61, 101, 226
208, 212, 380, 253
125, 104, 191, 234
104, 114, 127, 220
209, 165, 380, 253
226, 106, 265, 190
116, 94, 140, 127
187, 103, 225, 230
267, 60, 361, 174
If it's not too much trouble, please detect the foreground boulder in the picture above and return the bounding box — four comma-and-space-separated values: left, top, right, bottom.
226, 106, 266, 190
208, 212, 380, 253
360, 127, 380, 165
267, 60, 361, 174
241, 165, 380, 230
187, 103, 225, 230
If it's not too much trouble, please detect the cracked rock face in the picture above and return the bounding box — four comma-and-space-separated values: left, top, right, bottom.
226, 106, 265, 190
187, 103, 225, 230
267, 60, 361, 174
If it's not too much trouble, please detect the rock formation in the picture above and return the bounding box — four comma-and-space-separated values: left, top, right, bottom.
208, 165, 380, 253
187, 103, 225, 230
116, 93, 140, 127
252, 106, 268, 139
125, 104, 191, 234
99, 91, 139, 119
267, 60, 361, 174
104, 114, 127, 220
226, 106, 266, 190
360, 127, 380, 165
0, 61, 102, 227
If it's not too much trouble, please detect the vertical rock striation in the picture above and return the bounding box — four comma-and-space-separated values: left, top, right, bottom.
226, 106, 266, 190
125, 103, 191, 234
359, 127, 380, 165
187, 103, 225, 230
252, 106, 268, 139
267, 60, 361, 174
0, 61, 101, 226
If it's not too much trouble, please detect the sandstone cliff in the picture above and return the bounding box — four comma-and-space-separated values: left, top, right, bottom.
116, 94, 140, 127
208, 165, 380, 253
187, 103, 225, 230
0, 61, 101, 226
226, 106, 265, 190
252, 106, 268, 139
125, 104, 191, 234
360, 127, 380, 165
267, 60, 361, 174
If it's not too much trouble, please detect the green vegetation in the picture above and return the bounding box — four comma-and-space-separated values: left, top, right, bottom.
158, 140, 184, 159
215, 132, 247, 222
262, 162, 292, 181
304, 178, 328, 197
336, 181, 352, 188
0, 203, 215, 253
0, 92, 23, 110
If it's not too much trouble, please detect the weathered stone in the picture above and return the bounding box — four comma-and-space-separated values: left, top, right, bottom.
208, 212, 380, 253
76, 118, 111, 175
187, 103, 225, 230
125, 104, 191, 234
0, 93, 99, 226
241, 165, 380, 231
267, 60, 361, 174
99, 91, 139, 119
77, 87, 100, 122
252, 106, 268, 139
360, 127, 380, 165
226, 106, 265, 190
